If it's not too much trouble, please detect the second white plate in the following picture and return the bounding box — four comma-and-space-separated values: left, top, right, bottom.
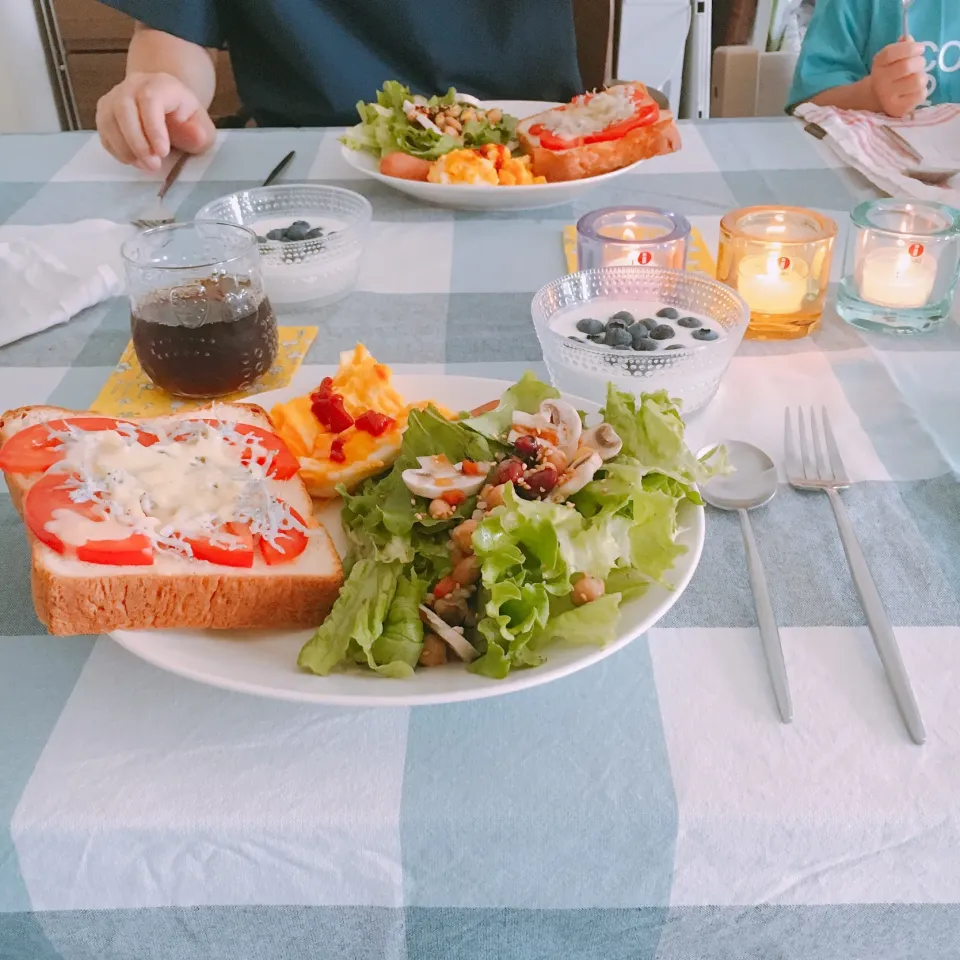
110, 374, 704, 707
339, 100, 647, 211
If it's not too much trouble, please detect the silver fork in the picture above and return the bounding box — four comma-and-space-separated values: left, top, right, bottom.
784, 407, 926, 745
132, 153, 189, 229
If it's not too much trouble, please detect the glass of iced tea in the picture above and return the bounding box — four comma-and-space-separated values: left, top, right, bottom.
121, 221, 278, 398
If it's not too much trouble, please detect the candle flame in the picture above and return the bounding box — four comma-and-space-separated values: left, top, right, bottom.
622, 226, 637, 241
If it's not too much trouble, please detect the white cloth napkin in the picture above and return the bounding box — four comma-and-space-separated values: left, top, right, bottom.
794, 102, 960, 207
0, 220, 135, 348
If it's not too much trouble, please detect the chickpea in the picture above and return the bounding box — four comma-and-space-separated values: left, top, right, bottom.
572, 574, 605, 606
451, 518, 478, 553
543, 446, 568, 472
429, 498, 455, 520
444, 116, 462, 133
487, 108, 503, 125
484, 484, 505, 509
449, 546, 465, 568
419, 633, 448, 667
452, 555, 481, 587
461, 108, 477, 123
447, 104, 462, 118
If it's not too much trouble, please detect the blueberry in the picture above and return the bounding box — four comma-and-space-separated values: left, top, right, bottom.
632, 338, 658, 351
284, 220, 311, 242
656, 307, 679, 320
630, 324, 649, 344
576, 317, 604, 335
640, 317, 658, 332
610, 310, 635, 325
265, 228, 285, 241
613, 343, 632, 350
665, 344, 685, 350
692, 328, 719, 341
605, 327, 633, 348
305, 227, 326, 240
677, 315, 702, 329
605, 318, 628, 331
650, 323, 676, 340
256, 235, 267, 243
587, 333, 605, 343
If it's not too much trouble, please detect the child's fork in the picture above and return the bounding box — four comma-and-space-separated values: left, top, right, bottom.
131, 153, 189, 229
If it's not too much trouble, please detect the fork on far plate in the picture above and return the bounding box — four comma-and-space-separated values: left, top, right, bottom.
132, 152, 189, 229
784, 407, 927, 745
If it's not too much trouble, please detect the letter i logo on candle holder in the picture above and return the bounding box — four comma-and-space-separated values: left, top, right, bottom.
909, 243, 925, 260
777, 256, 791, 271
637, 250, 652, 265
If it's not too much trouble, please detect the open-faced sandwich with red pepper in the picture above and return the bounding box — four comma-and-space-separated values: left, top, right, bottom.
517, 82, 680, 182
0, 404, 343, 636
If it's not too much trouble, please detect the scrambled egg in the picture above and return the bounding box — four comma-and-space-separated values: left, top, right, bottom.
271, 345, 450, 499
428, 144, 546, 186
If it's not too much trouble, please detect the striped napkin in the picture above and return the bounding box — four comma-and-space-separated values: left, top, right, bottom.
794, 102, 960, 206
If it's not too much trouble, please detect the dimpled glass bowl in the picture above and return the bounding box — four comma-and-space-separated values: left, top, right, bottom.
196, 185, 371, 308
532, 267, 749, 417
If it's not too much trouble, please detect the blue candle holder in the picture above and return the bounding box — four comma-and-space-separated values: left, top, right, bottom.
576, 206, 691, 271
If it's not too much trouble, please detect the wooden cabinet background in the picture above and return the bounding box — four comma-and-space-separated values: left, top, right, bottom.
52, 0, 241, 129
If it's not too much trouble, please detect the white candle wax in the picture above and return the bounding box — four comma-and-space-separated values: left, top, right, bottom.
859, 247, 937, 309
736, 253, 808, 315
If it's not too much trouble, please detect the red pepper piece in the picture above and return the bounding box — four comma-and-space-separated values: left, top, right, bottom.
311, 377, 335, 400
355, 410, 396, 437
329, 436, 347, 463
311, 394, 354, 433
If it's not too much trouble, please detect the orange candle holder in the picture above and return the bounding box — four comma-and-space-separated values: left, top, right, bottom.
717, 206, 837, 340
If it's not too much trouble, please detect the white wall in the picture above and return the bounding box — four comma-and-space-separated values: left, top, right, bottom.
0, 1, 62, 132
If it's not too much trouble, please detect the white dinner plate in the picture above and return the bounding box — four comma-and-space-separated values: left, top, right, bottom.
339, 99, 649, 211
110, 374, 704, 707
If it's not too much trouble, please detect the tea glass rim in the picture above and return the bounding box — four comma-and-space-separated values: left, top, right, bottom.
576, 206, 691, 247
720, 204, 838, 246
849, 198, 960, 240
121, 220, 259, 272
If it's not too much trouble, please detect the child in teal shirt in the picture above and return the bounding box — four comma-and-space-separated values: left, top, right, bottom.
788, 0, 960, 116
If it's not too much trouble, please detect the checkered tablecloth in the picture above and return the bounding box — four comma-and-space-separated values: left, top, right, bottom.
2, 121, 960, 960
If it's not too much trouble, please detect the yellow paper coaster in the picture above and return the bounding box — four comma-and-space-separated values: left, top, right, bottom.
91, 326, 318, 418
562, 225, 717, 277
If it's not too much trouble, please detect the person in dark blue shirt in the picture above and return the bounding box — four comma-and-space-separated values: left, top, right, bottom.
94, 0, 585, 170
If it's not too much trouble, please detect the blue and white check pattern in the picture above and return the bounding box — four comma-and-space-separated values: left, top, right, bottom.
2, 121, 960, 960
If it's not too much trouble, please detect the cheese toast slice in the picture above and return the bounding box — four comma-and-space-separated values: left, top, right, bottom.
0, 403, 343, 636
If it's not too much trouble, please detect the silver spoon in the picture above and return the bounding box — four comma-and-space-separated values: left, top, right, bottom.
698, 440, 793, 723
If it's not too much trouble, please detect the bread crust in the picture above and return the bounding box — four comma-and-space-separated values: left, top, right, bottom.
31, 544, 342, 636
1, 403, 344, 636
517, 84, 681, 182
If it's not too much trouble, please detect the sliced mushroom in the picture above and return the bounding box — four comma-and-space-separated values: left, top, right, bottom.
508, 398, 582, 459
581, 423, 623, 461
419, 605, 479, 662
402, 455, 491, 499
548, 451, 603, 501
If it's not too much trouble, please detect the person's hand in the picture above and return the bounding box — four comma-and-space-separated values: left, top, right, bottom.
869, 39, 927, 118
96, 71, 216, 171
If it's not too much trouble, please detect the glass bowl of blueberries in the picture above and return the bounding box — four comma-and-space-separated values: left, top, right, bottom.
531, 266, 749, 417
196, 185, 372, 308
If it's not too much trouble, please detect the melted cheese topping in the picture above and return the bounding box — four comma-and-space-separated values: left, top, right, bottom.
544, 87, 639, 140
46, 420, 306, 557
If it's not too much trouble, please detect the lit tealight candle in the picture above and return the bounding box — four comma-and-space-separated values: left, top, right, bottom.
859, 245, 937, 309
606, 225, 659, 267
736, 253, 808, 315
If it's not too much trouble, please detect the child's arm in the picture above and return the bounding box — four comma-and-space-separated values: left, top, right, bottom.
786, 0, 926, 117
